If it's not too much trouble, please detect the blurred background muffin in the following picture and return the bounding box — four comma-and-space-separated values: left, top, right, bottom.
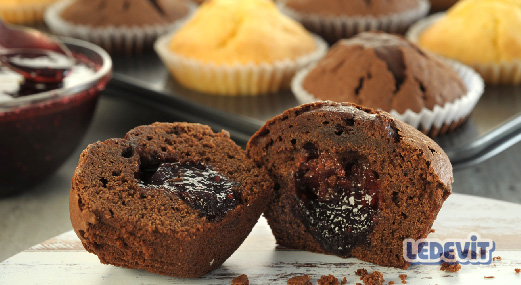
429, 0, 460, 11
44, 0, 194, 54
279, 0, 430, 44
292, 32, 484, 137
155, 0, 327, 96
410, 0, 521, 84
0, 0, 57, 25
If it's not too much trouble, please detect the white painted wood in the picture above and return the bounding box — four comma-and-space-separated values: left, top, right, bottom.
1, 193, 520, 284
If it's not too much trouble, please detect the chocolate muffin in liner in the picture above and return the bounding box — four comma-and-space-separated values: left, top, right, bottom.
292, 32, 484, 137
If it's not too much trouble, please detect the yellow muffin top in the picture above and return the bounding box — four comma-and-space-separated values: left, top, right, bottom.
0, 0, 56, 5
419, 0, 521, 64
168, 0, 317, 65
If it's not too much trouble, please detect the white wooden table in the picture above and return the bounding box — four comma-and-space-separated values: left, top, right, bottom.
1, 193, 520, 284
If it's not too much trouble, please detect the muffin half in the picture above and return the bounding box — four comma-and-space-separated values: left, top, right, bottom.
70, 122, 273, 277
247, 102, 453, 269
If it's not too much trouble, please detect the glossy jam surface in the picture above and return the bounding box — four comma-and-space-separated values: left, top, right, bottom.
0, 50, 94, 100
0, 49, 72, 84
142, 161, 238, 221
294, 147, 379, 256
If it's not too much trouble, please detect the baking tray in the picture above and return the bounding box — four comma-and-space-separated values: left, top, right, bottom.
105, 52, 521, 169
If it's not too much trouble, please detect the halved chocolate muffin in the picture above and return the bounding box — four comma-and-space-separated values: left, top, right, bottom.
70, 122, 273, 277
246, 101, 452, 269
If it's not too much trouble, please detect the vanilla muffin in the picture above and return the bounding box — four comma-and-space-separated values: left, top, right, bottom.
415, 0, 521, 84
155, 0, 327, 95
45, 0, 193, 54
0, 0, 57, 24
280, 0, 430, 43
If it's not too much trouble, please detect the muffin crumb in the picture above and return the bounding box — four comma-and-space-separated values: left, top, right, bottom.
484, 276, 495, 279
493, 256, 502, 261
287, 274, 312, 285
361, 271, 385, 285
398, 273, 407, 284
232, 274, 249, 285
318, 274, 340, 285
440, 262, 461, 272
515, 268, 520, 274
355, 268, 369, 277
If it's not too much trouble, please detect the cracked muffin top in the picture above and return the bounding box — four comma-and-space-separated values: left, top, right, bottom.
60, 0, 190, 27
300, 32, 467, 113
283, 0, 421, 16
168, 0, 317, 64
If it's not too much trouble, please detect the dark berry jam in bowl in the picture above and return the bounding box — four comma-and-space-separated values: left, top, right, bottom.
0, 37, 112, 197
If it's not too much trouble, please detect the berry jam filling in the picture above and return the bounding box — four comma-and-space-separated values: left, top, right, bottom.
141, 161, 238, 221
294, 149, 379, 256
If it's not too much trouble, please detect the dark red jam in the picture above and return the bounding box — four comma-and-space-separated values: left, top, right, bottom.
294, 148, 379, 256
141, 161, 238, 221
0, 49, 71, 85
0, 42, 110, 197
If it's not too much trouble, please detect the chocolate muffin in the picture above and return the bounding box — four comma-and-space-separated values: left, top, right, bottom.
284, 0, 420, 16
45, 0, 193, 54
60, 0, 189, 27
70, 122, 273, 277
293, 32, 477, 137
246, 102, 453, 269
430, 0, 459, 11
280, 0, 429, 43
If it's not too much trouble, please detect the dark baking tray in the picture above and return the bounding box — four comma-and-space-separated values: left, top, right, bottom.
105, 52, 521, 169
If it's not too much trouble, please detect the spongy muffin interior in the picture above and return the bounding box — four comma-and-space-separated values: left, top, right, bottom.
246, 102, 452, 268
70, 122, 273, 277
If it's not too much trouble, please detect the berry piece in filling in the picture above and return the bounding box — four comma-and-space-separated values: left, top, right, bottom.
141, 161, 238, 221
294, 148, 379, 256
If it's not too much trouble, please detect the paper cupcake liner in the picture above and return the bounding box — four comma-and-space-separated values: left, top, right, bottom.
407, 13, 521, 85
292, 58, 484, 137
280, 0, 430, 43
0, 1, 55, 24
154, 32, 328, 96
44, 0, 196, 54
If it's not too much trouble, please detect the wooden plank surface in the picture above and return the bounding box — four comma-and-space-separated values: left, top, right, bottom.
1, 193, 520, 284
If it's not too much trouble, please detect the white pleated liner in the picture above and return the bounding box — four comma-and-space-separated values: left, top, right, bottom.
154, 32, 329, 96
44, 0, 196, 54
292, 59, 484, 131
280, 0, 430, 40
406, 13, 521, 85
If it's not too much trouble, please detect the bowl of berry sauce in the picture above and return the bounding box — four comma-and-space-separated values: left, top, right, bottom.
0, 37, 112, 197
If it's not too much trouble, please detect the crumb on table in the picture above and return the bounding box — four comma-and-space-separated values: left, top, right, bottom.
440, 262, 461, 272
355, 269, 369, 277
493, 256, 502, 261
317, 274, 340, 285
231, 274, 249, 285
359, 270, 385, 285
287, 274, 312, 285
515, 268, 520, 274
399, 273, 407, 284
